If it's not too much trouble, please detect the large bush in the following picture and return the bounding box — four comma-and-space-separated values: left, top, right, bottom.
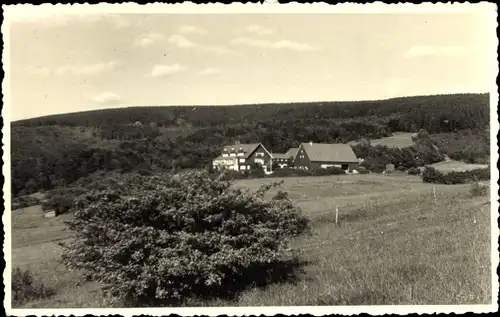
61, 171, 310, 304
12, 267, 55, 305
421, 166, 490, 184
311, 167, 346, 176
42, 187, 88, 216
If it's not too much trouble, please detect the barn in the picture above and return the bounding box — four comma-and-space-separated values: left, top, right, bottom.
292, 142, 359, 172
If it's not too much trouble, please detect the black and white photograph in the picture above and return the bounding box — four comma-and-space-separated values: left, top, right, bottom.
2, 2, 498, 316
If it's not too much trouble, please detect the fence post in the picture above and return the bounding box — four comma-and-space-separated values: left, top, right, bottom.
335, 206, 339, 226
433, 186, 437, 203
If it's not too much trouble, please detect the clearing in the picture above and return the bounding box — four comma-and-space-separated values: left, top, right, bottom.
347, 132, 415, 148
430, 160, 489, 173
10, 174, 492, 307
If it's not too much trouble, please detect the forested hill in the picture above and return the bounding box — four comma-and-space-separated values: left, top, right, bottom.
13, 93, 489, 132
11, 93, 490, 197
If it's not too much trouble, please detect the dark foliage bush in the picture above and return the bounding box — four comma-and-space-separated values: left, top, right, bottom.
311, 167, 346, 176
407, 167, 421, 175
12, 267, 55, 305
421, 166, 490, 184
42, 187, 87, 215
11, 195, 41, 210
60, 171, 310, 304
273, 190, 289, 200
271, 168, 312, 178
470, 181, 489, 197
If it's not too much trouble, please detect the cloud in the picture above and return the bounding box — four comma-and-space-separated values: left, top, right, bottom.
179, 25, 207, 35
56, 61, 120, 75
246, 25, 276, 36
404, 45, 467, 58
231, 37, 319, 52
197, 67, 222, 76
135, 33, 164, 47
150, 64, 187, 77
92, 92, 121, 104
24, 66, 51, 75
168, 34, 239, 55
168, 34, 198, 48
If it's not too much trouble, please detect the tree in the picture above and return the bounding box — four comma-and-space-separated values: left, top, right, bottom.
60, 171, 310, 304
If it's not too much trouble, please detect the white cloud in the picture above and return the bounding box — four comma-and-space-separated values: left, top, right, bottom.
150, 64, 187, 77
92, 92, 121, 104
197, 67, 222, 76
231, 37, 319, 52
404, 45, 468, 58
246, 25, 276, 36
56, 61, 120, 75
168, 34, 198, 48
168, 34, 239, 55
24, 66, 51, 75
135, 33, 164, 47
179, 25, 207, 34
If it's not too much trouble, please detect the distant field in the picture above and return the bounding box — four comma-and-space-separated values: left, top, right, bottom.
430, 160, 489, 173
11, 174, 492, 307
348, 132, 415, 148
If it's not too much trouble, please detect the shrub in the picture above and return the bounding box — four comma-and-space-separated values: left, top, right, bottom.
61, 170, 310, 304
312, 167, 346, 176
271, 168, 312, 178
356, 166, 369, 174
273, 190, 289, 200
11, 195, 41, 210
421, 167, 445, 183
12, 267, 55, 305
470, 180, 488, 197
422, 166, 490, 184
42, 187, 87, 215
408, 167, 421, 175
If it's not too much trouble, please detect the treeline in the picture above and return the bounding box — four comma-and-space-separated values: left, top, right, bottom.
10, 93, 490, 197
14, 93, 489, 134
421, 166, 490, 184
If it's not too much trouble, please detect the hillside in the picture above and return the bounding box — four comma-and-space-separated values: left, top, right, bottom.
10, 93, 490, 197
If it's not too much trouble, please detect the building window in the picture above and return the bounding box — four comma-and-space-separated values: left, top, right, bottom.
239, 158, 245, 163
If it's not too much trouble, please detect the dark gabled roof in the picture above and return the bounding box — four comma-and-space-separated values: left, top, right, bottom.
286, 147, 298, 158
300, 142, 358, 163
273, 153, 290, 159
222, 143, 261, 159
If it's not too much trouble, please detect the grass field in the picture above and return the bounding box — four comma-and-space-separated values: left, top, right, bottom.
430, 160, 489, 173
348, 132, 415, 148
10, 174, 493, 307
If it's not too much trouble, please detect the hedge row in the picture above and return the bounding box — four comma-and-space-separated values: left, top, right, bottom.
421, 166, 490, 184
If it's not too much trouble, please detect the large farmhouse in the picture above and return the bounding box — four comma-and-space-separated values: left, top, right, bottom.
212, 142, 273, 172
292, 142, 359, 172
272, 147, 299, 168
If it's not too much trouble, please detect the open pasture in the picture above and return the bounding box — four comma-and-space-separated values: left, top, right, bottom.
10, 174, 493, 307
430, 160, 489, 173
347, 132, 415, 148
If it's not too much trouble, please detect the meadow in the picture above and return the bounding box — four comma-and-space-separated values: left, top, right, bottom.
11, 174, 492, 307
347, 132, 415, 148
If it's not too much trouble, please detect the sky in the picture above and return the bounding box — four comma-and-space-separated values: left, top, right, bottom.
5, 7, 497, 121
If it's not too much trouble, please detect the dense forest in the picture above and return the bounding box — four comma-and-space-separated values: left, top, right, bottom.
11, 93, 490, 197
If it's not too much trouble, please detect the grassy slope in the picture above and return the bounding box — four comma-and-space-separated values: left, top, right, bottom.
11, 174, 492, 307
347, 132, 416, 149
